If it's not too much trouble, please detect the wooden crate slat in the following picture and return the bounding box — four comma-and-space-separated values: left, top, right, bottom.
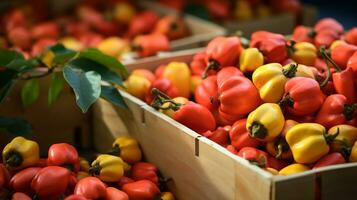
273, 172, 315, 200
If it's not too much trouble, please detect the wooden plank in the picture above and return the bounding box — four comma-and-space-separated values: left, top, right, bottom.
0, 76, 91, 154
195, 136, 236, 200
123, 48, 202, 67
198, 136, 272, 200
301, 4, 318, 26
223, 13, 295, 36
272, 172, 316, 200
315, 163, 357, 200
92, 99, 129, 152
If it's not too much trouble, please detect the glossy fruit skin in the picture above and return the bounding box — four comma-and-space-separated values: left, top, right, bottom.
279, 164, 310, 175
153, 15, 189, 40
203, 126, 230, 147
289, 42, 317, 66
332, 68, 357, 104
31, 22, 59, 40
64, 194, 88, 200
250, 31, 287, 63
74, 177, 107, 199
315, 94, 357, 129
111, 137, 142, 164
106, 187, 129, 200
247, 103, 285, 142
347, 51, 357, 77
195, 75, 218, 111
31, 166, 71, 198
31, 38, 56, 57
47, 143, 80, 172
161, 192, 175, 200
10, 167, 41, 195
89, 154, 126, 182
239, 48, 264, 73
7, 27, 32, 50
345, 28, 357, 45
252, 63, 314, 103
292, 26, 314, 43
125, 75, 151, 100
131, 162, 159, 185
237, 147, 270, 168
122, 180, 160, 200
126, 11, 160, 38
205, 36, 243, 70
145, 78, 179, 104
281, 77, 325, 116
0, 164, 10, 189
133, 34, 170, 58
218, 75, 262, 124
97, 37, 129, 58
132, 69, 156, 84
190, 52, 214, 76
266, 120, 297, 160
229, 119, 260, 150
11, 192, 32, 200
313, 152, 345, 169
173, 101, 216, 134
286, 123, 332, 164
315, 18, 344, 34
162, 62, 191, 98
331, 43, 357, 68
117, 176, 135, 189
328, 124, 357, 154
2, 137, 40, 170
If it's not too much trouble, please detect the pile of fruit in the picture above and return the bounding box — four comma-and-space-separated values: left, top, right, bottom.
0, 1, 190, 60
0, 136, 174, 200
158, 0, 300, 21
123, 18, 357, 176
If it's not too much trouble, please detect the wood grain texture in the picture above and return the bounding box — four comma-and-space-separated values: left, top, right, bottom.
0, 76, 91, 154
273, 172, 315, 200
317, 163, 357, 200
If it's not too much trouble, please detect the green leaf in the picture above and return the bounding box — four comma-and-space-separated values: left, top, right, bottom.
0, 69, 18, 103
48, 72, 64, 106
63, 66, 101, 113
66, 57, 123, 86
48, 44, 77, 64
100, 85, 127, 108
0, 50, 24, 66
6, 59, 38, 72
79, 48, 128, 78
0, 116, 32, 135
21, 79, 40, 107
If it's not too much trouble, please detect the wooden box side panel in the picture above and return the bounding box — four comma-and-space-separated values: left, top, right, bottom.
301, 4, 318, 26
223, 13, 295, 36
317, 163, 357, 200
198, 137, 273, 200
273, 172, 315, 200
0, 77, 91, 154
136, 106, 207, 200
94, 98, 222, 200
92, 99, 130, 152
123, 48, 201, 68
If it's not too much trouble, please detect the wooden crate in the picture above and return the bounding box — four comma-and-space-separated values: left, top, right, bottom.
222, 4, 317, 37
0, 76, 92, 155
93, 50, 357, 200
